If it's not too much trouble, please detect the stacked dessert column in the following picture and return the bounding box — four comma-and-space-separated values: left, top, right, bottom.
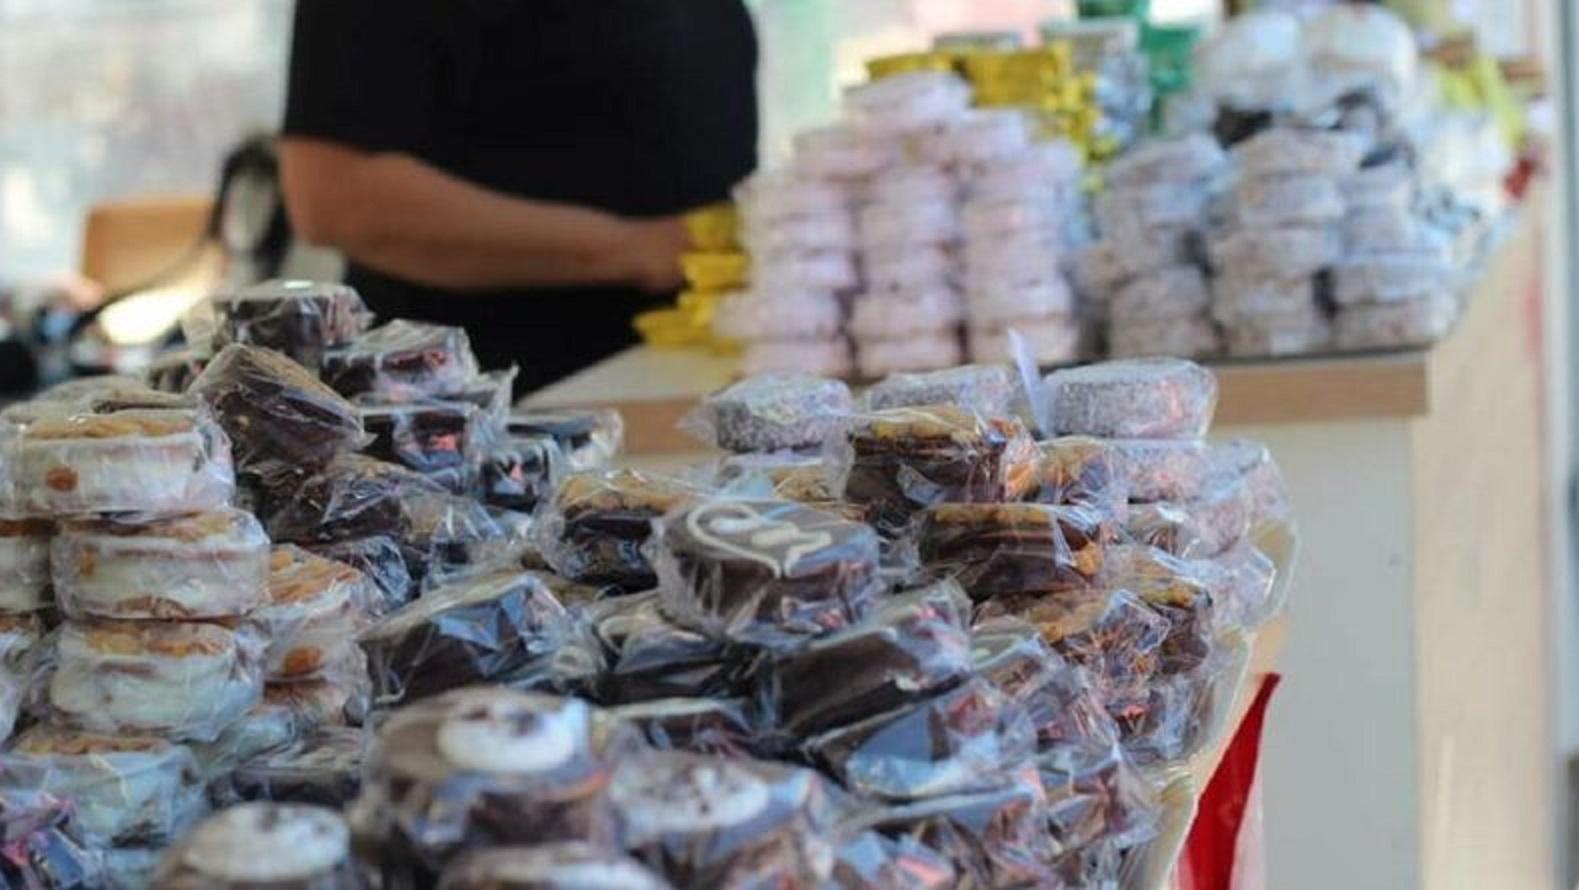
1074, 133, 1226, 359
722, 153, 865, 376
0, 516, 50, 742
0, 394, 267, 875
841, 72, 973, 377
1208, 127, 1359, 357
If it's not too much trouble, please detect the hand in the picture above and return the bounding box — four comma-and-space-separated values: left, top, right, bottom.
622, 216, 689, 294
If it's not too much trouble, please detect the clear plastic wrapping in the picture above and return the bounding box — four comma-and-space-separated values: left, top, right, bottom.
2, 726, 206, 847
1231, 127, 1366, 177
482, 432, 563, 513
862, 165, 956, 207
208, 279, 371, 371
1331, 250, 1456, 305
506, 407, 624, 474
360, 570, 570, 705
828, 830, 956, 889
152, 802, 359, 889
306, 536, 415, 614
46, 618, 263, 742
863, 245, 955, 294
264, 662, 373, 730
0, 518, 53, 612
967, 318, 1082, 367
437, 842, 671, 890
1340, 161, 1415, 210
536, 469, 703, 590
1110, 317, 1222, 360
225, 726, 367, 808
1234, 173, 1345, 227
1073, 231, 1192, 295
848, 289, 963, 339
1034, 437, 1129, 519
966, 278, 1074, 327
609, 697, 760, 759
757, 580, 972, 737
855, 334, 964, 379
925, 108, 1033, 167
1095, 181, 1210, 237
687, 373, 854, 454
858, 200, 960, 250
321, 320, 481, 401
793, 123, 898, 181
607, 750, 838, 887
262, 454, 444, 546
1207, 225, 1341, 280
844, 71, 971, 134
751, 251, 859, 293
837, 406, 1040, 528
12, 408, 236, 517
592, 593, 747, 705
917, 503, 1111, 601
400, 491, 534, 589
1211, 274, 1318, 324
862, 365, 1015, 417
259, 545, 376, 681
1342, 204, 1442, 254
740, 338, 853, 379
653, 499, 882, 648
1209, 439, 1291, 527
352, 688, 641, 878
191, 344, 364, 481
1044, 359, 1218, 440
1334, 294, 1458, 350
736, 172, 850, 223
961, 197, 1057, 242
961, 233, 1061, 288
0, 792, 105, 889
967, 141, 1083, 200
191, 703, 299, 784
1105, 133, 1227, 189
744, 212, 856, 255
1112, 439, 1212, 503
358, 399, 486, 495
1109, 265, 1211, 322
51, 509, 268, 622
145, 348, 206, 394
1224, 316, 1334, 357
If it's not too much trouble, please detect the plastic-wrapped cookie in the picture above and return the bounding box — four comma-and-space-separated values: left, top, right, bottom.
1044, 358, 1218, 440
918, 503, 1111, 600
322, 320, 480, 401
839, 405, 1040, 528
858, 200, 959, 250
0, 518, 52, 613
968, 140, 1082, 199
536, 469, 702, 589
848, 288, 963, 340
1034, 437, 1129, 518
689, 373, 854, 453
844, 71, 971, 135
1331, 249, 1456, 306
759, 580, 972, 736
438, 842, 673, 890
961, 195, 1057, 242
47, 619, 262, 742
52, 508, 269, 621
610, 697, 760, 758
226, 726, 367, 808
1210, 274, 1317, 324
2, 726, 206, 847
926, 108, 1032, 167
1207, 225, 1341, 280
262, 454, 442, 546
357, 688, 638, 876
1334, 293, 1457, 350
1109, 265, 1211, 323
265, 663, 372, 730
153, 802, 358, 889
608, 750, 837, 887
965, 276, 1074, 329
1110, 439, 1212, 503
307, 535, 414, 614
0, 794, 104, 890
735, 170, 849, 223
505, 407, 624, 473
259, 546, 374, 680
1109, 316, 1222, 360
1094, 180, 1209, 237
482, 433, 563, 513
395, 491, 530, 588
1231, 126, 1366, 177
358, 399, 485, 495
594, 592, 746, 705
864, 244, 954, 293
191, 702, 300, 783
190, 344, 363, 481
855, 334, 964, 379
967, 318, 1083, 367
712, 290, 842, 342
12, 409, 235, 516
829, 830, 956, 890
361, 570, 569, 705
654, 499, 881, 647
1233, 173, 1345, 227
740, 338, 853, 379
960, 233, 1061, 287
1105, 132, 1226, 189
1223, 315, 1333, 357
209, 279, 370, 371
862, 164, 956, 207
793, 123, 898, 181
146, 348, 206, 394
751, 251, 858, 293
862, 364, 1015, 417
743, 211, 856, 255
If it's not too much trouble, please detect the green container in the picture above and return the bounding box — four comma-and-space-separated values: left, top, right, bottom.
1077, 0, 1148, 19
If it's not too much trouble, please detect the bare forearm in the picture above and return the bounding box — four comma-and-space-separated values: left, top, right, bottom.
281, 141, 676, 291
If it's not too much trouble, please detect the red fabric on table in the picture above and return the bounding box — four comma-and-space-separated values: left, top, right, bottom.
1176, 673, 1282, 890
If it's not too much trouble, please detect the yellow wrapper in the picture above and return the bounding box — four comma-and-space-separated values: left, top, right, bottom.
867, 52, 957, 79
634, 308, 708, 348
680, 252, 749, 290
683, 204, 740, 251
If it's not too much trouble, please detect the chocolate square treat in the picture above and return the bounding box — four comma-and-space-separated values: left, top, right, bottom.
841, 405, 1039, 528
802, 677, 1037, 801
1099, 545, 1216, 675
507, 407, 624, 472
917, 502, 1111, 601
262, 455, 443, 546
655, 499, 882, 647
145, 348, 205, 394
1111, 439, 1211, 503
537, 470, 702, 591
190, 344, 364, 479
481, 433, 563, 512
1034, 436, 1129, 518
358, 399, 484, 495
970, 616, 1123, 752
760, 580, 972, 736
592, 593, 748, 705
322, 320, 479, 400
360, 570, 570, 705
306, 535, 414, 613
830, 831, 957, 890
607, 751, 838, 888
225, 727, 366, 808
210, 279, 370, 370
610, 697, 760, 758
400, 495, 531, 589
692, 373, 854, 453
438, 843, 670, 890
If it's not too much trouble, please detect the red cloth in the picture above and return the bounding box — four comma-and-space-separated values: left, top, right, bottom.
1175, 674, 1282, 890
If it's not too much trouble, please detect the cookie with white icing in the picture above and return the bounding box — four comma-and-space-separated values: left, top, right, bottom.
656, 499, 880, 647
0, 518, 52, 613
153, 802, 357, 889
437, 842, 672, 890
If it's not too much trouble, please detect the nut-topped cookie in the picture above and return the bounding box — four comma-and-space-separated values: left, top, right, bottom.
655, 498, 881, 646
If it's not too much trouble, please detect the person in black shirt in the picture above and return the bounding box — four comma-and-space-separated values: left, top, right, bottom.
280, 1, 758, 393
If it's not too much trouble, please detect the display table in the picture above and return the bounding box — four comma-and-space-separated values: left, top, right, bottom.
525, 203, 1552, 890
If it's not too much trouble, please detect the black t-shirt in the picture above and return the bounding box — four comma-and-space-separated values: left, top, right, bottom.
283, 0, 758, 392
